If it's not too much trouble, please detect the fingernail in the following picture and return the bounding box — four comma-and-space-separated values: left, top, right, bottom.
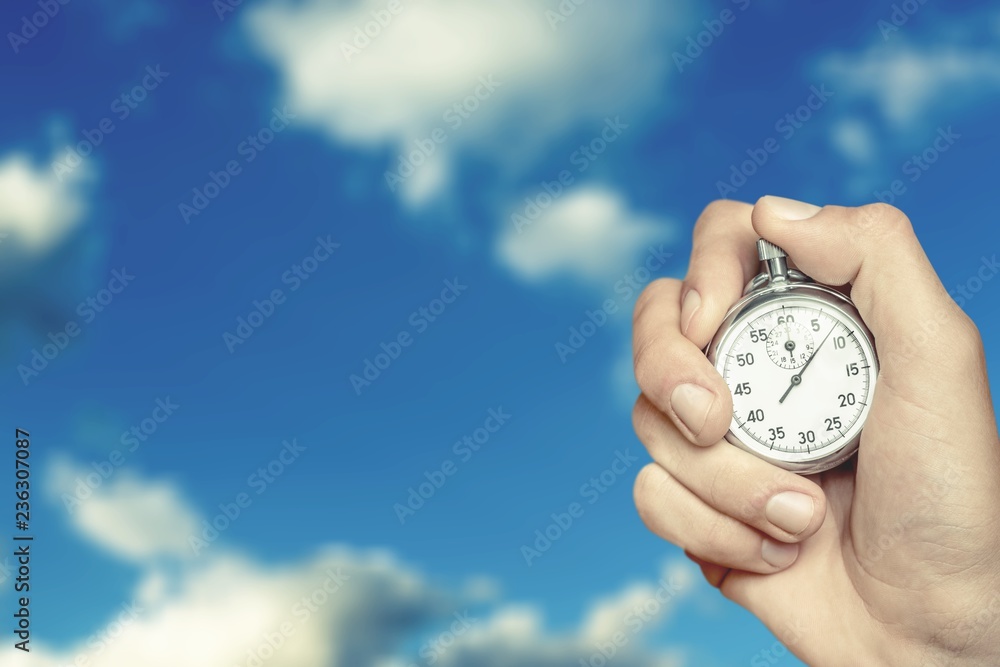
761, 539, 799, 568
766, 492, 815, 535
670, 384, 715, 437
761, 195, 822, 220
680, 289, 701, 336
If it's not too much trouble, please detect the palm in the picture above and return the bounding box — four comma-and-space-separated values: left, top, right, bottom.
728, 392, 999, 666
631, 199, 1000, 666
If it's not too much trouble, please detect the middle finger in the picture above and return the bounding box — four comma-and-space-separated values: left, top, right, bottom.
633, 394, 827, 543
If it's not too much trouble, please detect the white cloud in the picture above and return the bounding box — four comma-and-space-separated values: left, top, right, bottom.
496, 187, 673, 284
0, 152, 91, 253
819, 42, 1000, 128
580, 560, 695, 643
2, 548, 440, 667
14, 461, 701, 667
829, 117, 876, 165
49, 460, 201, 561
814, 16, 1000, 198
432, 601, 688, 667
244, 0, 692, 205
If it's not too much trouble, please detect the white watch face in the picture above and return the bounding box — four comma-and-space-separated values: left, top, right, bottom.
714, 296, 877, 468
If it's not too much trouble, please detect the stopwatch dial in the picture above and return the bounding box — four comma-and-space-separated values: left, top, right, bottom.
765, 321, 815, 370
720, 304, 875, 461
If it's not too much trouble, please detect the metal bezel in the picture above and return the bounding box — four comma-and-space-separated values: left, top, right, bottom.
706, 278, 879, 475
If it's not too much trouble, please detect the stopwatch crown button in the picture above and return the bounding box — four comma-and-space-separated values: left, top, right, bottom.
757, 239, 788, 262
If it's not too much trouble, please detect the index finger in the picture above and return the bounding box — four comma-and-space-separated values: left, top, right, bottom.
681, 200, 762, 349
632, 278, 734, 445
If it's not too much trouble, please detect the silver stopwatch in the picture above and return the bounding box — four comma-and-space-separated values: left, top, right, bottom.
706, 240, 879, 474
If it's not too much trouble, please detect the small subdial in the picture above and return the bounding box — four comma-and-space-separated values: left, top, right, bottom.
765, 321, 815, 370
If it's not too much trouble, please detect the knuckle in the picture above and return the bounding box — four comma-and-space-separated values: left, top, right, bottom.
700, 199, 733, 221
699, 199, 749, 222
633, 278, 678, 325
633, 335, 680, 405
856, 202, 913, 241
694, 199, 751, 238
631, 334, 659, 393
953, 311, 986, 367
633, 464, 662, 529
956, 309, 983, 342
697, 513, 729, 555
707, 459, 752, 522
631, 396, 655, 444
632, 279, 683, 399
706, 462, 728, 509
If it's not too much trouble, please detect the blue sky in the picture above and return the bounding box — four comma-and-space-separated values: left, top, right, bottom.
1, 0, 999, 665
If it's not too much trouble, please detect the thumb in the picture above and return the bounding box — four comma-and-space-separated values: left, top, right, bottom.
750, 196, 1000, 509
750, 196, 983, 400
750, 197, 1000, 621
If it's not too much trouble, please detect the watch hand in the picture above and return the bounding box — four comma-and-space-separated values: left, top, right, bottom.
779, 326, 834, 404
778, 376, 798, 404
799, 327, 833, 376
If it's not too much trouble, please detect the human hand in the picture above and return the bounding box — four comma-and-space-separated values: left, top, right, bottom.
631, 197, 1000, 666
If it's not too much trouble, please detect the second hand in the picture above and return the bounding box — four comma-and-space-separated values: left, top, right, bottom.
779, 326, 834, 404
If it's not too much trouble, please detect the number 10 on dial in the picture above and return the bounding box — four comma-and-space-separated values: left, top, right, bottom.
707, 240, 879, 474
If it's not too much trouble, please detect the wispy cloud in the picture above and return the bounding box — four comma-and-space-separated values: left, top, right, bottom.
49, 459, 201, 561
829, 117, 877, 166
0, 151, 92, 254
819, 42, 1000, 129
814, 10, 1000, 197
496, 187, 674, 285
17, 460, 700, 666
244, 0, 693, 206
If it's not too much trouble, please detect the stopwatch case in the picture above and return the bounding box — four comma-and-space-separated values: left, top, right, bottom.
705, 271, 879, 475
